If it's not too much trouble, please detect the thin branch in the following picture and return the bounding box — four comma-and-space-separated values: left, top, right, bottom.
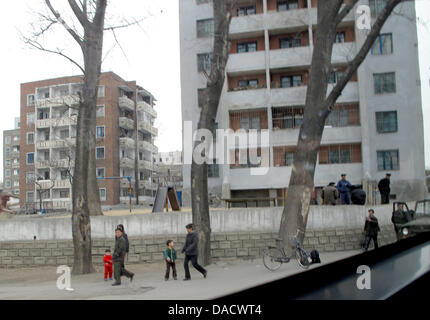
335, 0, 360, 25
68, 0, 89, 27
104, 17, 145, 31
110, 28, 129, 63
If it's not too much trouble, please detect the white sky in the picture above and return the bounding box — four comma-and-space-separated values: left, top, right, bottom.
0, 0, 429, 182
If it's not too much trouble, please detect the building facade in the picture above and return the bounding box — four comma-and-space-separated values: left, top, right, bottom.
179, 0, 426, 206
3, 118, 21, 197
19, 72, 158, 211
154, 151, 183, 192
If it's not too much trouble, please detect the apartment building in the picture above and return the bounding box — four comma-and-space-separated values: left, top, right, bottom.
154, 151, 183, 192
19, 72, 158, 211
179, 0, 426, 206
3, 118, 21, 197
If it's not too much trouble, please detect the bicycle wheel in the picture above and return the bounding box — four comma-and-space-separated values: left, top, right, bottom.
295, 247, 311, 270
263, 247, 283, 271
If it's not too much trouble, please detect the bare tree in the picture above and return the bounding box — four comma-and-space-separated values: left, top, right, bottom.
191, 0, 236, 266
279, 0, 405, 251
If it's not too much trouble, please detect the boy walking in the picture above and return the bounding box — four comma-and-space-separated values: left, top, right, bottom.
164, 240, 178, 281
112, 227, 134, 286
182, 223, 207, 281
103, 249, 113, 281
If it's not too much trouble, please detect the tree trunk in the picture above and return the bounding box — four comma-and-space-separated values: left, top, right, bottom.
279, 0, 403, 251
191, 0, 233, 266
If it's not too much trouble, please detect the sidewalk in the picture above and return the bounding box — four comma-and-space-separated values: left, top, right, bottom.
0, 250, 361, 300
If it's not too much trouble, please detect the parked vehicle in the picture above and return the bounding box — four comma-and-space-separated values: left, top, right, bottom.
394, 199, 430, 240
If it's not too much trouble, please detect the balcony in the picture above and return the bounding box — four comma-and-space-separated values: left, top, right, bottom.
310, 6, 355, 26
119, 137, 135, 149
138, 160, 153, 171
138, 141, 158, 154
227, 51, 266, 74
139, 180, 155, 190
230, 14, 264, 36
35, 95, 79, 108
119, 117, 134, 130
266, 8, 309, 32
36, 139, 69, 149
36, 117, 77, 128
270, 46, 312, 69
120, 157, 134, 168
119, 96, 135, 111
137, 101, 157, 118
332, 42, 357, 64
225, 88, 267, 110
138, 122, 158, 136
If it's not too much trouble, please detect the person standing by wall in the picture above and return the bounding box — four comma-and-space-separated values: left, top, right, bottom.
321, 182, 338, 205
112, 228, 134, 286
336, 174, 352, 205
182, 224, 207, 281
363, 209, 380, 251
378, 173, 391, 204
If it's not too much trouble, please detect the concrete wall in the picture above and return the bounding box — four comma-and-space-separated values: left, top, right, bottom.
0, 204, 404, 241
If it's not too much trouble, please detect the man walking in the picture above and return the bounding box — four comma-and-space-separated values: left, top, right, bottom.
321, 182, 338, 205
378, 173, 391, 204
336, 174, 352, 205
112, 227, 134, 286
182, 223, 207, 281
363, 209, 380, 251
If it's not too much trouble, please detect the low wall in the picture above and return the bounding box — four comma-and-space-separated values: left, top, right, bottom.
0, 226, 397, 268
0, 203, 404, 241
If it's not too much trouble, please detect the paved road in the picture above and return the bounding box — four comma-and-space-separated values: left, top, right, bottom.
0, 250, 361, 300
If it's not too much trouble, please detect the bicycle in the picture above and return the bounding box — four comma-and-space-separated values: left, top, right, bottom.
263, 229, 312, 271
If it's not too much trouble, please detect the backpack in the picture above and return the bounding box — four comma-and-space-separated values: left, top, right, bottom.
310, 249, 321, 264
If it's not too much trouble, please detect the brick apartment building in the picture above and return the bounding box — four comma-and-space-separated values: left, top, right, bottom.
179, 0, 426, 206
2, 117, 21, 197
19, 72, 158, 211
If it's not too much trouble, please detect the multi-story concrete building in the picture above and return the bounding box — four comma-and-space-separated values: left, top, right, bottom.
179, 0, 426, 206
3, 118, 21, 197
19, 72, 158, 211
154, 151, 183, 192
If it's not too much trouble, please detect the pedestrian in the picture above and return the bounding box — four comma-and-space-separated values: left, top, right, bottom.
182, 223, 207, 281
363, 209, 380, 251
103, 249, 113, 281
336, 174, 352, 205
112, 227, 134, 286
164, 240, 178, 281
378, 173, 391, 204
321, 182, 338, 205
117, 224, 129, 269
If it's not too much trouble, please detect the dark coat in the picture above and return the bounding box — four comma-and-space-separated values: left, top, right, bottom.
364, 216, 380, 237
123, 232, 129, 253
165, 247, 177, 262
322, 186, 338, 205
336, 179, 352, 194
113, 235, 127, 262
182, 231, 199, 256
378, 178, 390, 195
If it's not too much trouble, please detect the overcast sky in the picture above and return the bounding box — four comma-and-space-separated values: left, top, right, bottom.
0, 0, 429, 182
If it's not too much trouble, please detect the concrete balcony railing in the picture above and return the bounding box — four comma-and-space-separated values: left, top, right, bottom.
138, 141, 158, 153
36, 117, 77, 128
36, 139, 69, 149
35, 95, 80, 108
225, 88, 267, 110
119, 117, 134, 130
270, 46, 312, 69
137, 101, 157, 118
138, 122, 158, 136
266, 8, 310, 31
230, 13, 264, 35
138, 160, 153, 171
227, 51, 266, 74
119, 137, 135, 149
310, 6, 355, 26
120, 157, 134, 168
119, 96, 135, 111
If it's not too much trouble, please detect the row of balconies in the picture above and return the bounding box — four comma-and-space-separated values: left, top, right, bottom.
137, 101, 157, 118
226, 42, 356, 74
35, 179, 71, 190
119, 158, 155, 171
36, 117, 77, 128
35, 138, 76, 149
35, 95, 80, 108
35, 159, 73, 169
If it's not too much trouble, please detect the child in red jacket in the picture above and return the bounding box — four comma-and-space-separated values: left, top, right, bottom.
103, 249, 113, 281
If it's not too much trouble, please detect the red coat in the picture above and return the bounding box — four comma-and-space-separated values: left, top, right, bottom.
103, 254, 113, 266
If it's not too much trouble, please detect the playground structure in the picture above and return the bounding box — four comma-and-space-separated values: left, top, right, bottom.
152, 185, 181, 213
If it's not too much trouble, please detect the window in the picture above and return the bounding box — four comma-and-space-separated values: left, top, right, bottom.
280, 37, 301, 49
197, 53, 212, 73
237, 5, 256, 16
60, 190, 69, 198
27, 192, 35, 203
369, 0, 387, 18
377, 150, 399, 171
328, 71, 345, 84
335, 32, 346, 43
13, 181, 19, 187
285, 152, 294, 166
27, 94, 35, 106
272, 107, 304, 129
5, 147, 10, 156
376, 111, 398, 133
13, 169, 19, 176
27, 113, 35, 126
238, 79, 259, 89
197, 19, 214, 38
371, 33, 393, 55
27, 133, 34, 144
27, 153, 34, 165
5, 160, 11, 166
5, 180, 11, 188
96, 126, 105, 138
97, 86, 105, 98
60, 170, 69, 180
280, 75, 302, 88
278, 0, 299, 11
240, 115, 261, 130
374, 72, 396, 94
237, 42, 257, 53
99, 188, 107, 201
5, 136, 11, 144
326, 104, 360, 127
319, 144, 362, 164
13, 136, 19, 142
26, 172, 35, 184
60, 128, 69, 139
96, 147, 105, 159
96, 105, 105, 118
5, 169, 11, 178
96, 168, 105, 179
208, 163, 219, 177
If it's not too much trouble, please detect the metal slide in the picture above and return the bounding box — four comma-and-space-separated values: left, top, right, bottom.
152, 186, 168, 213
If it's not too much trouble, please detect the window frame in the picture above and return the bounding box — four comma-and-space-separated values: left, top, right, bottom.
26, 152, 35, 165
197, 19, 214, 38
371, 33, 393, 55
96, 126, 105, 139
373, 72, 396, 94
377, 149, 399, 171
96, 147, 105, 160
375, 111, 398, 133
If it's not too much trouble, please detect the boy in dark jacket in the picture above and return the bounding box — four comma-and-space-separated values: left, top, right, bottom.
363, 209, 380, 251
182, 223, 207, 281
164, 240, 177, 281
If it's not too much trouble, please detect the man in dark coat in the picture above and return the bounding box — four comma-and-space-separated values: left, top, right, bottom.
322, 182, 338, 205
112, 228, 134, 286
363, 209, 380, 251
336, 174, 352, 205
182, 223, 207, 281
117, 224, 129, 267
378, 173, 391, 204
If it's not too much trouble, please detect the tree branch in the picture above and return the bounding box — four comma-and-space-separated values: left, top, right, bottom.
335, 0, 360, 25
104, 17, 145, 31
68, 0, 89, 28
